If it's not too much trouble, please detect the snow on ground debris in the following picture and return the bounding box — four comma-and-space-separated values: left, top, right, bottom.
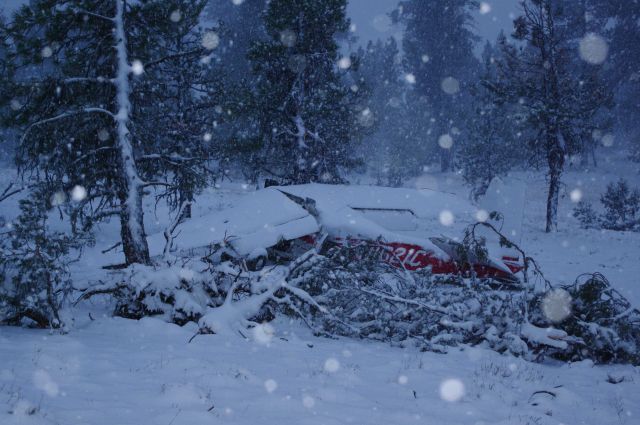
1, 317, 638, 425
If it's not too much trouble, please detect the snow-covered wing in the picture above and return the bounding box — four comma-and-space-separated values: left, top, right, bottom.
148, 189, 319, 257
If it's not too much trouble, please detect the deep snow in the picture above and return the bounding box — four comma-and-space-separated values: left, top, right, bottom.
1, 316, 639, 425
1, 152, 639, 424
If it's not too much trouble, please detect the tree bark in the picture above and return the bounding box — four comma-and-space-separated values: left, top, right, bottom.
440, 148, 452, 173
114, 0, 150, 265
545, 134, 564, 232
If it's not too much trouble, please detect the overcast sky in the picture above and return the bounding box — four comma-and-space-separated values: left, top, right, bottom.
347, 0, 521, 46
3, 0, 521, 46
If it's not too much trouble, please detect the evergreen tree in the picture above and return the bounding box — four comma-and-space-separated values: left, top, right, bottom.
128, 0, 219, 216
247, 0, 364, 184
461, 40, 523, 200
491, 0, 610, 232
394, 0, 479, 172
600, 0, 640, 162
3, 0, 214, 264
0, 187, 76, 329
357, 38, 422, 187
559, 0, 613, 167
0, 12, 11, 152
204, 0, 268, 81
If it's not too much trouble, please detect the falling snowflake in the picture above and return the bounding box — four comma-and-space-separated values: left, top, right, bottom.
264, 379, 278, 393
97, 128, 110, 141
439, 379, 465, 402
441, 77, 460, 95
570, 189, 583, 203
252, 323, 275, 345
279, 30, 297, 47
41, 46, 53, 58
542, 289, 572, 323
71, 185, 87, 202
131, 60, 144, 76
439, 210, 455, 226
358, 108, 374, 127
404, 73, 416, 84
479, 2, 492, 14
601, 134, 615, 147
372, 14, 391, 32
202, 32, 220, 50
50, 191, 66, 207
33, 370, 59, 397
398, 375, 409, 385
579, 33, 608, 65
438, 134, 454, 149
324, 358, 340, 373
169, 9, 182, 22
475, 209, 489, 222
337, 56, 352, 69
10, 99, 22, 111
302, 395, 316, 408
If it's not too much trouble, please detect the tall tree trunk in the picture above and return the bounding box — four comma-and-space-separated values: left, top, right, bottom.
114, 0, 150, 265
545, 134, 564, 233
440, 148, 452, 173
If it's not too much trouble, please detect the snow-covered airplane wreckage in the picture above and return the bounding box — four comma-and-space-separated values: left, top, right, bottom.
148, 182, 526, 283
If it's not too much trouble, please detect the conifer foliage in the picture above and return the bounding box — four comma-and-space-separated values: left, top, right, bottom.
4, 0, 214, 265
0, 187, 76, 329
488, 0, 610, 232
247, 0, 363, 184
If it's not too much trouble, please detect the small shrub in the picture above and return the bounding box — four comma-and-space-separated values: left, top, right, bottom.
573, 179, 640, 231
573, 201, 599, 229
0, 189, 76, 329
600, 179, 640, 230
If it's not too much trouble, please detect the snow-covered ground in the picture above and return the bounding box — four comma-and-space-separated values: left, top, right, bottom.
1, 316, 639, 425
1, 154, 639, 424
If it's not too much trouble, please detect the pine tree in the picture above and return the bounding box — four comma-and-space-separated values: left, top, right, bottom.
247, 0, 364, 184
491, 0, 610, 232
204, 0, 268, 81
0, 187, 76, 329
600, 0, 640, 162
357, 38, 422, 186
394, 0, 479, 172
3, 0, 214, 264
559, 0, 613, 168
460, 39, 523, 200
128, 0, 219, 215
0, 12, 11, 138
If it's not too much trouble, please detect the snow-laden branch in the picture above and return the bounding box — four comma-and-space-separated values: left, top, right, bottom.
162, 201, 191, 257
72, 146, 117, 165
62, 77, 115, 85
293, 114, 308, 149
143, 48, 206, 70
72, 8, 115, 22
20, 108, 115, 144
0, 182, 25, 203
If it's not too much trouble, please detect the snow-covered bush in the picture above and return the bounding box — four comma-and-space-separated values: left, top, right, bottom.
77, 236, 640, 365
287, 244, 532, 355
572, 201, 599, 229
287, 241, 640, 365
600, 179, 640, 230
77, 250, 325, 333
77, 262, 220, 326
0, 190, 76, 329
556, 273, 640, 364
574, 179, 640, 231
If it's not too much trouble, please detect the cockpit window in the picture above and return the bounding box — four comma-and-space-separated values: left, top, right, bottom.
352, 208, 418, 231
